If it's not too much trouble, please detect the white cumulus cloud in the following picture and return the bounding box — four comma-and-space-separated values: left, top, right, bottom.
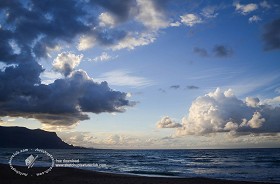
246, 97, 260, 107
247, 112, 265, 129
157, 116, 182, 128
175, 88, 280, 136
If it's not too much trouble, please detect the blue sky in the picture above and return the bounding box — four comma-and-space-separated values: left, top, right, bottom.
0, 0, 280, 148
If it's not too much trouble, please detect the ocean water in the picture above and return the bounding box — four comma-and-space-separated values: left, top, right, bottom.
0, 148, 279, 182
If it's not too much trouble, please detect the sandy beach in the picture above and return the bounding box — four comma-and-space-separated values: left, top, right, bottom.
0, 164, 272, 184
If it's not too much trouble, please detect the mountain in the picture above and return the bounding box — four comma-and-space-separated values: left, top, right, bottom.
0, 126, 75, 149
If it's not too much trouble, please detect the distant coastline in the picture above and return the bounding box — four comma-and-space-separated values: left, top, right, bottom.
0, 126, 77, 149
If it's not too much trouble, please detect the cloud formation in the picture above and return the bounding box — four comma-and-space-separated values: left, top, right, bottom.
180, 14, 202, 27
75, 0, 170, 51
157, 116, 182, 128
0, 69, 133, 126
193, 45, 233, 58
213, 45, 233, 57
99, 12, 117, 28
175, 88, 280, 136
53, 52, 83, 77
249, 15, 261, 23
234, 2, 258, 15
136, 0, 169, 30
262, 18, 280, 51
0, 0, 135, 127
89, 52, 117, 62
201, 6, 219, 18
186, 85, 199, 90
260, 1, 271, 9
170, 85, 180, 90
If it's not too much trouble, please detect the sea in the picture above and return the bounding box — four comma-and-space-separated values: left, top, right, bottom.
0, 148, 279, 182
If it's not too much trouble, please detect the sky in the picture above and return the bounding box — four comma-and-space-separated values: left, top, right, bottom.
0, 0, 280, 149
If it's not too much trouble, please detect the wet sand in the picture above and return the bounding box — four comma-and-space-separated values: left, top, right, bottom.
0, 164, 271, 184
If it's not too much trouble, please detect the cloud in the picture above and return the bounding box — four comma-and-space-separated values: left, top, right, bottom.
175, 88, 280, 136
194, 45, 233, 58
0, 1, 89, 63
186, 85, 199, 90
59, 132, 182, 149
260, 1, 271, 9
157, 116, 182, 128
170, 85, 180, 89
180, 14, 202, 27
246, 97, 260, 107
136, 0, 169, 30
77, 0, 170, 51
111, 32, 156, 50
53, 52, 83, 77
201, 6, 218, 18
262, 18, 280, 51
0, 69, 134, 127
96, 70, 153, 88
57, 131, 97, 147
246, 112, 265, 129
91, 0, 135, 22
77, 35, 96, 51
99, 12, 117, 28
0, 0, 138, 128
193, 47, 208, 57
262, 96, 280, 106
249, 15, 261, 23
170, 21, 181, 27
213, 45, 233, 57
234, 2, 258, 15
89, 52, 117, 62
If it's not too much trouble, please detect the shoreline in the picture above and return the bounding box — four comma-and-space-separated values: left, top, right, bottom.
0, 163, 273, 184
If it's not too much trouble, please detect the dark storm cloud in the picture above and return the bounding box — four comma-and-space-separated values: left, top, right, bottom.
262, 18, 280, 51
0, 69, 133, 126
170, 85, 180, 89
0, 0, 89, 63
213, 45, 233, 57
193, 47, 208, 57
0, 0, 134, 126
0, 0, 132, 62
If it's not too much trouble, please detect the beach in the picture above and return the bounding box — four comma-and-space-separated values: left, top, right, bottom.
0, 164, 272, 184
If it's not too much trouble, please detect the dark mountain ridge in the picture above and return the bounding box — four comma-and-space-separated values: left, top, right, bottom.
0, 126, 75, 149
